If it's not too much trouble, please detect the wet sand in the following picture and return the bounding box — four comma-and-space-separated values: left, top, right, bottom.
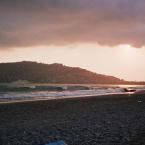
0, 94, 145, 145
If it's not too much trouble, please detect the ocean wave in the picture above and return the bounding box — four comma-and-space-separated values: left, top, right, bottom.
0, 85, 145, 103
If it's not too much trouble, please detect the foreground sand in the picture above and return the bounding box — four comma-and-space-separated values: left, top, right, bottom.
0, 94, 145, 145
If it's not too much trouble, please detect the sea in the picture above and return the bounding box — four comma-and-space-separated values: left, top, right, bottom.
0, 84, 145, 103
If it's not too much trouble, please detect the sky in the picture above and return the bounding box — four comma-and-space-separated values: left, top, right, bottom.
0, 0, 145, 81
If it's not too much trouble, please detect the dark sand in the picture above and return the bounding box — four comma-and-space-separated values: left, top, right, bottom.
0, 94, 145, 145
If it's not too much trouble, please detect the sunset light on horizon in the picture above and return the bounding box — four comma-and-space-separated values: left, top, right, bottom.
0, 43, 145, 81
1, 1, 145, 144
0, 0, 145, 81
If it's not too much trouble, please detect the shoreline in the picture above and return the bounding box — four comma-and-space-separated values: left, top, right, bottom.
0, 92, 131, 105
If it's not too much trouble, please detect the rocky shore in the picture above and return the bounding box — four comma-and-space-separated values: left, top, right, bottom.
0, 94, 145, 145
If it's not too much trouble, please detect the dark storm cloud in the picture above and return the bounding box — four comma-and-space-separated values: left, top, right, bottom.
0, 0, 145, 49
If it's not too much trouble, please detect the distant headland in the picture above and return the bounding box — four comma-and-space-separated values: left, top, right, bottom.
0, 61, 144, 85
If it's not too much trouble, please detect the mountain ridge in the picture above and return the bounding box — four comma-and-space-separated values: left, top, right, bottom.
0, 61, 144, 84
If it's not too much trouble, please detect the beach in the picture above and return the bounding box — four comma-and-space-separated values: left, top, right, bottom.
0, 94, 145, 145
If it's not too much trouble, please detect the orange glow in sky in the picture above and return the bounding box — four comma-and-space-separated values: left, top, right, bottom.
0, 43, 145, 81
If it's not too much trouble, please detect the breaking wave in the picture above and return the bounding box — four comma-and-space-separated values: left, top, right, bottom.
0, 85, 145, 103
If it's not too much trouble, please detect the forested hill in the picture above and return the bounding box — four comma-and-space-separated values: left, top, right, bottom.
0, 61, 133, 84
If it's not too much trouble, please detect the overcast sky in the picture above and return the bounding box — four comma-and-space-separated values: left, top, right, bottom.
0, 0, 145, 81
